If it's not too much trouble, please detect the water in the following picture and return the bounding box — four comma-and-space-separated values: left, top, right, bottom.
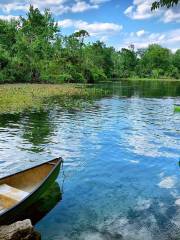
0, 80, 180, 240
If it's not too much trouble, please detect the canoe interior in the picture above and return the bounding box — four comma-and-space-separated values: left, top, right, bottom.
0, 159, 59, 214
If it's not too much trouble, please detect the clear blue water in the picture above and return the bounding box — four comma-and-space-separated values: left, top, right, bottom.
0, 81, 180, 240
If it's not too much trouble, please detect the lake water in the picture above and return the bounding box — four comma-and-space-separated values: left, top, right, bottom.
0, 80, 180, 240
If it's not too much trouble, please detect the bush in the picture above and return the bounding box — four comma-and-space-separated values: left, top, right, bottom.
71, 72, 85, 83
167, 66, 179, 79
152, 68, 164, 78
40, 73, 73, 83
84, 67, 107, 83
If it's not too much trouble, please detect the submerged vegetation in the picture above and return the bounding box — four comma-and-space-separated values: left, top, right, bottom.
0, 6, 180, 84
0, 84, 107, 114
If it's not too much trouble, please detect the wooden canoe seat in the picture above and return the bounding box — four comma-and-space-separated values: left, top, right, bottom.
0, 184, 29, 211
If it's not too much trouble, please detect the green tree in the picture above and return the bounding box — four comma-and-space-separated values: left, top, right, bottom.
0, 6, 179, 83
12, 5, 59, 82
139, 44, 172, 77
118, 48, 137, 78
0, 19, 18, 49
173, 49, 180, 71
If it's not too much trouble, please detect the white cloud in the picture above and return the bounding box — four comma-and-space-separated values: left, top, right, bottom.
124, 0, 180, 23
136, 29, 146, 37
119, 28, 180, 51
0, 0, 106, 15
124, 6, 134, 16
58, 19, 123, 37
58, 19, 74, 28
0, 2, 29, 13
0, 0, 66, 14
124, 0, 159, 20
0, 15, 19, 21
129, 160, 140, 164
163, 6, 180, 23
71, 1, 98, 13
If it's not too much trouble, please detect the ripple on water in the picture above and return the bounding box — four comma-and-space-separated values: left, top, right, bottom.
0, 90, 180, 240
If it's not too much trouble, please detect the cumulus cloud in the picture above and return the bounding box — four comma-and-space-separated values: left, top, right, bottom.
71, 1, 98, 13
163, 6, 180, 23
124, 0, 180, 23
0, 0, 105, 15
0, 2, 29, 13
119, 28, 180, 51
0, 0, 66, 14
0, 15, 19, 21
58, 19, 123, 37
136, 29, 146, 37
124, 0, 159, 20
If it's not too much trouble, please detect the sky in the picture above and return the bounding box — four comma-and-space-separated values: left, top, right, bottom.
0, 0, 180, 51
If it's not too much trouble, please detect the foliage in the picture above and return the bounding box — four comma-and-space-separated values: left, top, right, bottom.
151, 0, 179, 10
0, 6, 179, 84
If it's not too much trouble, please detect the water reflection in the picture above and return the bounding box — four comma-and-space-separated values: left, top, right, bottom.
18, 182, 62, 225
21, 111, 55, 153
0, 80, 180, 240
94, 80, 180, 98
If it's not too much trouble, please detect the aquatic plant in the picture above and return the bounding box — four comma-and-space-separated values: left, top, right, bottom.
0, 84, 107, 114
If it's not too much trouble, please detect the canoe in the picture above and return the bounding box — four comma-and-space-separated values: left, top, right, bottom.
0, 157, 62, 225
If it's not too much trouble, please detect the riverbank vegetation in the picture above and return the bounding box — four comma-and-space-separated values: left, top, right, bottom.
0, 84, 106, 113
0, 6, 180, 84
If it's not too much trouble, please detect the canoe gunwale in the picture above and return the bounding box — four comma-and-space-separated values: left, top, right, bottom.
0, 157, 62, 182
0, 157, 63, 222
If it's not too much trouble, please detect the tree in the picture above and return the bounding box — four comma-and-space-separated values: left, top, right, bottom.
151, 0, 179, 10
172, 49, 180, 71
138, 44, 172, 77
12, 5, 60, 82
118, 48, 137, 77
0, 6, 179, 83
72, 30, 89, 46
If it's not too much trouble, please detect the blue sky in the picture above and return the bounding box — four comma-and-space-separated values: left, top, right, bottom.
0, 0, 180, 51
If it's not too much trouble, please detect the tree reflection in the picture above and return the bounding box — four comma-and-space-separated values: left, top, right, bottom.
18, 182, 62, 225
21, 110, 55, 152
0, 113, 21, 128
96, 80, 180, 98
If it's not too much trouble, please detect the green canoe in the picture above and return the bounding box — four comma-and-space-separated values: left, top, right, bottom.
0, 157, 62, 225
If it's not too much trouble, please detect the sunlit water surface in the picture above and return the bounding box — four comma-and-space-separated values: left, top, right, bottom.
0, 81, 180, 240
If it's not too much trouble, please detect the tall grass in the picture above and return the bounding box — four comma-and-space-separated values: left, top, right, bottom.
0, 84, 107, 114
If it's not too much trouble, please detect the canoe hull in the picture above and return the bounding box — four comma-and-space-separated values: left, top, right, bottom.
0, 158, 61, 225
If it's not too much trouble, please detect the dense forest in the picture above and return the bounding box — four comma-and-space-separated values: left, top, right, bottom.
0, 6, 180, 84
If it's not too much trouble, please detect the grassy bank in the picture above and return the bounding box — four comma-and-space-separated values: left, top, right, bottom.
0, 84, 107, 114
